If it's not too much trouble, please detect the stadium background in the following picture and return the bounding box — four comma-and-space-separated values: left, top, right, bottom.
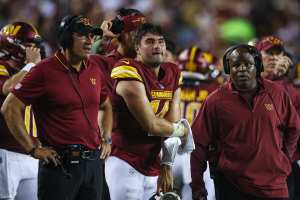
1, 0, 299, 82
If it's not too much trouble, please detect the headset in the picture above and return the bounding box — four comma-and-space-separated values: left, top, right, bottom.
223, 44, 263, 75
58, 15, 80, 49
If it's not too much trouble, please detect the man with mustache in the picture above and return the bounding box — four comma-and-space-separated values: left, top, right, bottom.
1, 15, 112, 200
191, 44, 300, 200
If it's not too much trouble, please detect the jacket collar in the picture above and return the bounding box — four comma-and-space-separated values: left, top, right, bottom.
227, 77, 266, 94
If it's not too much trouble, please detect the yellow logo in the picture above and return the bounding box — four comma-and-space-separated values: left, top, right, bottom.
202, 52, 213, 63
90, 78, 96, 85
264, 103, 274, 111
78, 17, 91, 26
1, 25, 21, 36
151, 90, 173, 99
266, 36, 283, 46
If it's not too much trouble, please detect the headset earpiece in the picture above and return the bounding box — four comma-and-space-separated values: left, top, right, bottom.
58, 15, 79, 49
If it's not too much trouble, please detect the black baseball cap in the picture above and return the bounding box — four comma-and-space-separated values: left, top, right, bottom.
63, 15, 103, 36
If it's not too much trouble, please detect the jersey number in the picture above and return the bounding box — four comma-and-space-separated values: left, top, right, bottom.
150, 100, 170, 117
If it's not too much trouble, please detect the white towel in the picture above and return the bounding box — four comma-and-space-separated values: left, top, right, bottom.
178, 118, 195, 153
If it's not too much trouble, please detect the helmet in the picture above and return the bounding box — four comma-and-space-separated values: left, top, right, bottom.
178, 46, 221, 81
149, 192, 181, 200
0, 22, 42, 63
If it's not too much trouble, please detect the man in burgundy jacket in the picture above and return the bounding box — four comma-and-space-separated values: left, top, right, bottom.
256, 35, 300, 200
191, 44, 300, 200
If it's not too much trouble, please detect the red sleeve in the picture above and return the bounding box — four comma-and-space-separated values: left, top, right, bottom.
281, 91, 300, 160
291, 88, 300, 116
11, 64, 45, 106
190, 97, 217, 197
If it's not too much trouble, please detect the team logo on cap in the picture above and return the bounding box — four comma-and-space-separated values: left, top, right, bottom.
265, 36, 283, 46
78, 17, 91, 26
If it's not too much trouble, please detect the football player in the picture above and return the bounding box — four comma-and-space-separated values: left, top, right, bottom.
91, 9, 146, 200
0, 22, 42, 200
178, 47, 222, 123
173, 47, 222, 200
91, 8, 146, 92
105, 23, 188, 200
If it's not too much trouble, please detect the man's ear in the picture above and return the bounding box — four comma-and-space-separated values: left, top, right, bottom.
135, 45, 140, 55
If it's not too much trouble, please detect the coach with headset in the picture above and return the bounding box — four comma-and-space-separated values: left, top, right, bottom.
190, 44, 300, 200
1, 15, 112, 200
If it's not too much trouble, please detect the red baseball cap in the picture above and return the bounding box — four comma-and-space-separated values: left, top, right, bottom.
255, 35, 284, 51
121, 13, 146, 32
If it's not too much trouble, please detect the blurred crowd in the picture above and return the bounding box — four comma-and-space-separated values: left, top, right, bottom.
1, 0, 300, 82
0, 1, 300, 200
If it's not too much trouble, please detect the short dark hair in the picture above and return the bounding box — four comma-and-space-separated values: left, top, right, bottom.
134, 23, 164, 47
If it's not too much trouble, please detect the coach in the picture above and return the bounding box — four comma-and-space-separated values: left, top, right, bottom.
191, 44, 300, 200
1, 15, 112, 200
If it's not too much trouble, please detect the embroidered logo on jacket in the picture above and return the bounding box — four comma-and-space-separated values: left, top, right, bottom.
264, 103, 274, 111
90, 78, 96, 85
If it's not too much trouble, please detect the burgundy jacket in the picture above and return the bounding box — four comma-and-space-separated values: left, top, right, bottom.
274, 79, 300, 161
191, 78, 300, 198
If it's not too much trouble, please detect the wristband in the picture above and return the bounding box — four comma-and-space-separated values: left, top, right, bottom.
21, 63, 36, 72
170, 122, 185, 137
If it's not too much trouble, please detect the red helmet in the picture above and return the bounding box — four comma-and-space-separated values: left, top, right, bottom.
0, 22, 42, 63
178, 46, 221, 80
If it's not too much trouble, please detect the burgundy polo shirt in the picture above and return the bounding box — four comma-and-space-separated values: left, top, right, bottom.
191, 78, 300, 198
12, 51, 108, 149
